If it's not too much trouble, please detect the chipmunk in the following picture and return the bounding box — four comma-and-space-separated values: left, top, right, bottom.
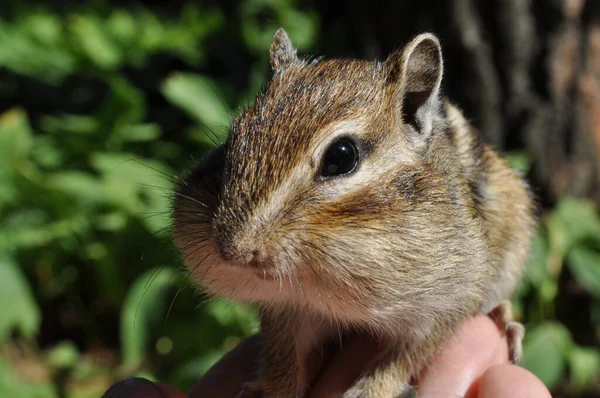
172, 29, 535, 398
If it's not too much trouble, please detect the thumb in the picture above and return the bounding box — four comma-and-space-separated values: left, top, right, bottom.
102, 377, 187, 398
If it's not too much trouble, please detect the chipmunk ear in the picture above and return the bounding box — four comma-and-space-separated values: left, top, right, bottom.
270, 28, 299, 72
386, 33, 443, 137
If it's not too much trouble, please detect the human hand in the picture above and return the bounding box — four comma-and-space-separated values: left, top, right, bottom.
102, 316, 551, 398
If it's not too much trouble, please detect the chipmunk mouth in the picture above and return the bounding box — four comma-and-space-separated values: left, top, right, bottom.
254, 269, 277, 281
245, 259, 278, 281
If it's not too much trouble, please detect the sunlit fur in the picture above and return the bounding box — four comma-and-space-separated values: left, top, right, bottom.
172, 30, 534, 397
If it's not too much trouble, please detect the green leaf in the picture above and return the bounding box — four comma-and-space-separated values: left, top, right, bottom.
0, 213, 88, 253
96, 77, 146, 135
278, 10, 318, 50
22, 13, 63, 47
186, 126, 225, 149
567, 246, 600, 298
547, 198, 600, 257
70, 14, 121, 69
0, 209, 47, 231
161, 73, 230, 136
94, 211, 127, 232
117, 123, 161, 142
0, 108, 33, 206
521, 322, 573, 389
137, 12, 169, 53
0, 15, 75, 83
90, 152, 173, 232
525, 230, 550, 287
46, 341, 80, 369
0, 108, 33, 175
206, 299, 259, 336
48, 171, 106, 205
29, 136, 63, 169
567, 346, 600, 389
41, 114, 100, 135
505, 152, 531, 175
121, 267, 181, 366
0, 255, 41, 343
105, 10, 138, 49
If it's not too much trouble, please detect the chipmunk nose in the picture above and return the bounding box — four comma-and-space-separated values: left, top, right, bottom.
223, 247, 266, 268
213, 207, 269, 267
217, 232, 266, 267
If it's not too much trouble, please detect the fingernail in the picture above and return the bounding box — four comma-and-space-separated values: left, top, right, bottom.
102, 377, 166, 398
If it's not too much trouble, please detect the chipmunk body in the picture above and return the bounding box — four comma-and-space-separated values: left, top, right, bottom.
173, 30, 534, 397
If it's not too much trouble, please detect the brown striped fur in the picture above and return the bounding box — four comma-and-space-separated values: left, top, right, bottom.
172, 29, 534, 397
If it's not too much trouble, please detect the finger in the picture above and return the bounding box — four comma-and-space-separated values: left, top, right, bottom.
418, 316, 508, 398
102, 377, 176, 398
188, 335, 262, 398
309, 333, 387, 398
156, 383, 188, 398
477, 364, 552, 398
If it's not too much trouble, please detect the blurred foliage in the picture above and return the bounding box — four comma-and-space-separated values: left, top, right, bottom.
514, 197, 600, 394
0, 1, 597, 397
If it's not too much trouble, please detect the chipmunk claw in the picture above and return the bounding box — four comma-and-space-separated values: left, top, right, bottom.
489, 300, 525, 363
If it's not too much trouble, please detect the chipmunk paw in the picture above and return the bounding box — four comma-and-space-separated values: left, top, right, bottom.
489, 300, 525, 363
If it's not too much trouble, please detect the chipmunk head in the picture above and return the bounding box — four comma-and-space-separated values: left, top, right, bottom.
173, 29, 488, 334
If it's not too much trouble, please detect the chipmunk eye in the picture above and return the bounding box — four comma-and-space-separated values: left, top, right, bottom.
320, 138, 359, 178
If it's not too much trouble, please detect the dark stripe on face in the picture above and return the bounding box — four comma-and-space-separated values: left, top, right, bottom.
309, 165, 444, 227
